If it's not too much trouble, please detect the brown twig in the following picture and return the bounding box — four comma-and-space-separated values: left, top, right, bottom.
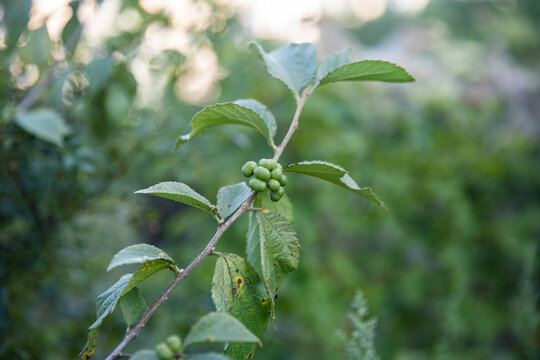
105, 86, 313, 360
272, 86, 312, 161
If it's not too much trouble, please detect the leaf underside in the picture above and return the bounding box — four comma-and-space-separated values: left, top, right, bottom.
175, 100, 276, 149
217, 182, 253, 220
135, 181, 215, 215
119, 287, 148, 328
15, 108, 70, 146
314, 48, 352, 85
183, 312, 261, 348
283, 161, 387, 209
107, 243, 175, 272
250, 41, 318, 97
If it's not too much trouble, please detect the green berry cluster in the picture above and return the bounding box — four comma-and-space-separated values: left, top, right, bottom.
155, 334, 182, 359
242, 159, 288, 202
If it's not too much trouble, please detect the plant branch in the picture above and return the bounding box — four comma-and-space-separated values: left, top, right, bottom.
273, 86, 312, 161
105, 87, 313, 360
105, 191, 257, 360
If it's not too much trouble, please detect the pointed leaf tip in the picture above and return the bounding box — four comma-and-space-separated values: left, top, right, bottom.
174, 133, 191, 150
318, 59, 414, 85
135, 181, 215, 215
283, 161, 387, 209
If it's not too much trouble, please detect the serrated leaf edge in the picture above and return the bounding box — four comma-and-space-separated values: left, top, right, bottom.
319, 60, 415, 85
175, 101, 276, 150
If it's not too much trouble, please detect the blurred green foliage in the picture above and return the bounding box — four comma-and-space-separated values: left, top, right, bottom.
1, 0, 539, 359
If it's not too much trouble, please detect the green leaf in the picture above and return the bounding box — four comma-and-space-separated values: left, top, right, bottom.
254, 190, 294, 223
61, 1, 80, 45
184, 312, 261, 348
130, 350, 159, 360
234, 99, 277, 142
175, 100, 276, 149
283, 161, 387, 209
314, 48, 352, 85
15, 109, 70, 147
246, 212, 262, 277
19, 26, 52, 66
217, 182, 253, 220
212, 254, 271, 360
254, 211, 300, 302
80, 261, 174, 359
189, 354, 230, 360
318, 60, 414, 85
85, 56, 114, 96
250, 41, 318, 97
3, 0, 32, 51
119, 287, 148, 328
135, 182, 215, 215
107, 244, 175, 272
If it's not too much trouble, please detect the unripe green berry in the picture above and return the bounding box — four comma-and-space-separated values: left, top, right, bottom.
259, 159, 277, 171
155, 343, 174, 360
270, 168, 283, 180
165, 334, 182, 353
268, 179, 281, 192
277, 186, 285, 197
249, 178, 267, 192
279, 174, 288, 186
242, 161, 257, 177
253, 166, 271, 181
276, 163, 283, 170
270, 192, 282, 202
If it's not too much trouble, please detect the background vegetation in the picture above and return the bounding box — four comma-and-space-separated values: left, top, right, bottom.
1, 0, 539, 359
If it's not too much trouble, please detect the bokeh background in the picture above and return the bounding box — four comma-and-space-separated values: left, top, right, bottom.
1, 0, 539, 359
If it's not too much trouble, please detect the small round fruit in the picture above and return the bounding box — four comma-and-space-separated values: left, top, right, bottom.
249, 178, 267, 192
268, 179, 281, 192
270, 192, 282, 202
253, 166, 271, 181
279, 174, 288, 186
242, 161, 257, 177
270, 168, 283, 180
259, 159, 277, 171
165, 335, 182, 353
276, 163, 283, 170
155, 343, 174, 360
277, 186, 285, 197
